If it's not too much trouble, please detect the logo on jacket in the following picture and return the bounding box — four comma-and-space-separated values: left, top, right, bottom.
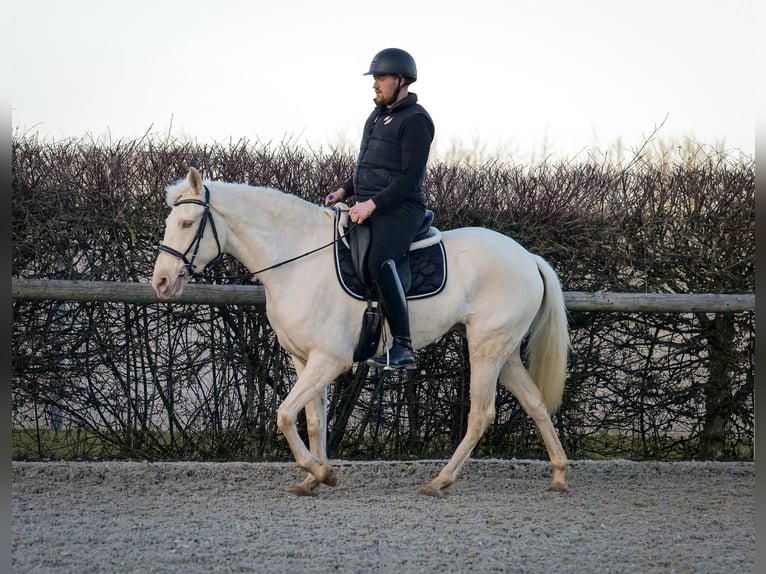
383, 116, 393, 125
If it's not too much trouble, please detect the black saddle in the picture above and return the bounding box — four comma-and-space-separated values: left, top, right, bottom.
333, 205, 447, 301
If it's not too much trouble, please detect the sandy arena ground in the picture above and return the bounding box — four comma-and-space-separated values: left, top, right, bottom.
12, 458, 754, 573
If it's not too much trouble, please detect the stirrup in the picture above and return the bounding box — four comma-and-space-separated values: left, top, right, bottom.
367, 341, 417, 371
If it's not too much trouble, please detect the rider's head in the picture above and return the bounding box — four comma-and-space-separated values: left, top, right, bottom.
364, 48, 417, 106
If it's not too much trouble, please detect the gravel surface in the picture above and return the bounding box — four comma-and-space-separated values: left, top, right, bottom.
12, 459, 754, 573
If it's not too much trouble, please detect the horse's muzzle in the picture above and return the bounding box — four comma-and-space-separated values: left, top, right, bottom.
151, 271, 187, 301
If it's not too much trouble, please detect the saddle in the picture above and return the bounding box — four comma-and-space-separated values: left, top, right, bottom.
333, 203, 447, 300
331, 204, 448, 362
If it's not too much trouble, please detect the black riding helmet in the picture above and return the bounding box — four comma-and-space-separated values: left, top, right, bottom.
364, 48, 417, 84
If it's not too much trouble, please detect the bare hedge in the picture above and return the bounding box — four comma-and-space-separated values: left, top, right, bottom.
11, 134, 754, 461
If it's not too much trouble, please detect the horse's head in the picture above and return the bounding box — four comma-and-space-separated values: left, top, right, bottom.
151, 167, 224, 300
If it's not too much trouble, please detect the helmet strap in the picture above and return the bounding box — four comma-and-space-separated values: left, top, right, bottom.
390, 76, 404, 107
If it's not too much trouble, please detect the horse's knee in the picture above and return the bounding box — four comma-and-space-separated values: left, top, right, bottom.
276, 409, 294, 432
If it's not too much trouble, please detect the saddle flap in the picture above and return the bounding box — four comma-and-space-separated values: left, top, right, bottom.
333, 206, 447, 301
335, 203, 351, 249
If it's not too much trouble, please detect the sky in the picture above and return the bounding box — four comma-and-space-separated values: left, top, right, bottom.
9, 0, 758, 162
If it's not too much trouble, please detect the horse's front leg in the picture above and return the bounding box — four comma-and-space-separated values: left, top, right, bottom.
290, 388, 329, 496
277, 354, 344, 493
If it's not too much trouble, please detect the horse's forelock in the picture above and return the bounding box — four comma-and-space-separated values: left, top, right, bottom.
165, 179, 191, 207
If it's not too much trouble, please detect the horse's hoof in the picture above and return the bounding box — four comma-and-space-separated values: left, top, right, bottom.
319, 465, 337, 487
548, 480, 569, 492
289, 483, 315, 496
419, 483, 443, 497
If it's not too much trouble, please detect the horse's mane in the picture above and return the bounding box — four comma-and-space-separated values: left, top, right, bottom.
165, 177, 323, 218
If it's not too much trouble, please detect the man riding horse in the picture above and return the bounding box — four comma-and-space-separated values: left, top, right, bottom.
326, 47, 435, 371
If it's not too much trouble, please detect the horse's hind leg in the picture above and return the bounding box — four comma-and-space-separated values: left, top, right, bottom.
420, 355, 501, 497
499, 356, 569, 491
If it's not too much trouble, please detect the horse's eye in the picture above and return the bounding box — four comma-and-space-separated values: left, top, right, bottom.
182, 220, 194, 229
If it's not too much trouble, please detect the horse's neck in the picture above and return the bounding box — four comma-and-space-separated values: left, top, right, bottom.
214, 183, 329, 276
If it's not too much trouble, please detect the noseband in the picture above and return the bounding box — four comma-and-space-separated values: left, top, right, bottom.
157, 185, 223, 279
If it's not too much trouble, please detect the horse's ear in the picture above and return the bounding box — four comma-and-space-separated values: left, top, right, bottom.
187, 167, 203, 196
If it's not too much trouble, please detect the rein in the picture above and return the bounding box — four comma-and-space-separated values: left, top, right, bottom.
245, 228, 355, 277
157, 188, 356, 281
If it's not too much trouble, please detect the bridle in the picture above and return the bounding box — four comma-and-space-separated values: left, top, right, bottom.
157, 184, 357, 280
157, 185, 223, 279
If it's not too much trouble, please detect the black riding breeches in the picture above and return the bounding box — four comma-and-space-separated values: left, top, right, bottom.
366, 204, 425, 283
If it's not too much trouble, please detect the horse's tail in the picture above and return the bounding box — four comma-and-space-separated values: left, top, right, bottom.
526, 255, 570, 414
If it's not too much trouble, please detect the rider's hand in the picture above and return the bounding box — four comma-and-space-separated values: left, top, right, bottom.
349, 199, 376, 224
325, 188, 346, 205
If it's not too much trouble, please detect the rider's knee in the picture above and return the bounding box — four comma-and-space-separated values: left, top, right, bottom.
368, 257, 396, 283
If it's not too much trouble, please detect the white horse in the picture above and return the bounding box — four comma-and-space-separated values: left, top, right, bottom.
152, 167, 571, 496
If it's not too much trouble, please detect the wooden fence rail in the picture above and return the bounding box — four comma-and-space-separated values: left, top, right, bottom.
11, 278, 755, 313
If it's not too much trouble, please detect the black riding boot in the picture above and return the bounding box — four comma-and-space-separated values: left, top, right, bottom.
367, 259, 417, 370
